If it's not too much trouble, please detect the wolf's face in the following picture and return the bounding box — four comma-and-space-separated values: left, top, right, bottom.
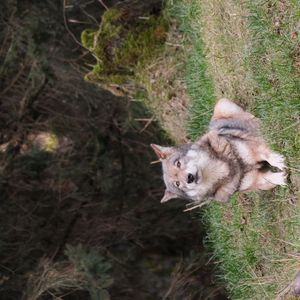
151, 143, 210, 202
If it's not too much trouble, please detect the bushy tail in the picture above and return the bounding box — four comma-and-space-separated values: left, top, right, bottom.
210, 98, 262, 140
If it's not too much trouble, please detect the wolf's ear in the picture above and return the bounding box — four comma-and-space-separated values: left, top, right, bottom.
150, 144, 173, 160
161, 190, 177, 203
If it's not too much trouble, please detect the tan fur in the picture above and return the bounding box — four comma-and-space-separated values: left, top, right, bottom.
151, 98, 287, 203
212, 98, 256, 121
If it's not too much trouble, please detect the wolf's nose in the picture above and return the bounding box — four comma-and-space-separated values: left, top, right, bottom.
187, 173, 195, 184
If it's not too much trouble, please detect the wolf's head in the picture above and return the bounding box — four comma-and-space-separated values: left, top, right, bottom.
151, 143, 209, 203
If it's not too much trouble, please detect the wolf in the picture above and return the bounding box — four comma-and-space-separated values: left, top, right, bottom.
151, 98, 287, 203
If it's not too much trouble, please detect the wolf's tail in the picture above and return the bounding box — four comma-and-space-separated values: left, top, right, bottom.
209, 117, 262, 140
210, 98, 262, 140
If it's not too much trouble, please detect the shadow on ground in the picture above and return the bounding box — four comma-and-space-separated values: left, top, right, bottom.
0, 0, 227, 299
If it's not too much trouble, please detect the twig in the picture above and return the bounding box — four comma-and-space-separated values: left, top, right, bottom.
183, 199, 211, 212
80, 6, 99, 25
98, 0, 108, 10
62, 0, 86, 49
134, 118, 155, 132
0, 64, 25, 96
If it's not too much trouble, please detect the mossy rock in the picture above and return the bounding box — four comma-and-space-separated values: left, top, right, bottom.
81, 1, 168, 96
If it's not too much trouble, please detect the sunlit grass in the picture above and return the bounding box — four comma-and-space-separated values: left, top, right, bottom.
169, 0, 300, 299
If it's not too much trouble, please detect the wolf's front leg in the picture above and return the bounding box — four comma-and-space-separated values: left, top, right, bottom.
213, 181, 237, 202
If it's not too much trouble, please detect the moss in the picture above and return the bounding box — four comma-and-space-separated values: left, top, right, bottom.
81, 29, 97, 50
101, 8, 122, 24
109, 74, 129, 85
81, 6, 168, 92
115, 16, 168, 69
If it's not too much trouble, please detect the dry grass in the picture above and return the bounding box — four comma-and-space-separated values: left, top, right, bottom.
200, 0, 256, 107
25, 259, 84, 300
137, 22, 191, 143
162, 254, 226, 300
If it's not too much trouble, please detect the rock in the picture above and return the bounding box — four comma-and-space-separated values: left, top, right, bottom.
292, 271, 300, 295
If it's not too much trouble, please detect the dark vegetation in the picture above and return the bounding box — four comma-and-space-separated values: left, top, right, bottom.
0, 0, 226, 299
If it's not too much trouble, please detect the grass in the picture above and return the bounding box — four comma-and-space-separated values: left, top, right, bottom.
136, 19, 191, 143
167, 0, 300, 299
166, 1, 216, 140
199, 0, 257, 107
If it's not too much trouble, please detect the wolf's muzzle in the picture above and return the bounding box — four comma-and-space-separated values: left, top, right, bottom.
187, 173, 195, 184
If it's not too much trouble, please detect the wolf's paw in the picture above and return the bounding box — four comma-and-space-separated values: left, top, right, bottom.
267, 152, 286, 171
264, 172, 287, 186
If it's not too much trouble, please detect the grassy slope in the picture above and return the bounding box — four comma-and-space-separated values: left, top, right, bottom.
169, 0, 300, 299
166, 1, 216, 140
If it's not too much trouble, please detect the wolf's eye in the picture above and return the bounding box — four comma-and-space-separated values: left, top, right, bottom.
175, 181, 180, 187
176, 161, 181, 168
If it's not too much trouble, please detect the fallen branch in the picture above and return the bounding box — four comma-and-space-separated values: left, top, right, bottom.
183, 199, 212, 212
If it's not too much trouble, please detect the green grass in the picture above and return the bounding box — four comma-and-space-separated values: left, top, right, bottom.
168, 0, 300, 299
167, 0, 216, 139
247, 0, 300, 159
